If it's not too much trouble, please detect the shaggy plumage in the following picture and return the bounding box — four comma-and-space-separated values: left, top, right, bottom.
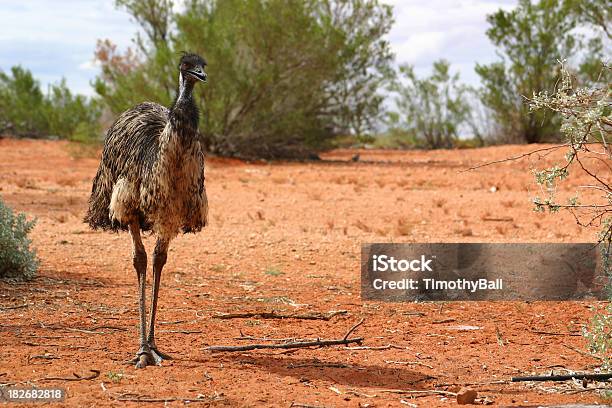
84, 53, 208, 368
85, 101, 208, 236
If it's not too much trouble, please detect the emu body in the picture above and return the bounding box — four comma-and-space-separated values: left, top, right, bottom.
85, 53, 208, 368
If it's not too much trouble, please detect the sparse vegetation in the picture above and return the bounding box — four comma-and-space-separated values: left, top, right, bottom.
528, 62, 610, 368
0, 66, 100, 141
0, 197, 38, 280
475, 0, 606, 144
265, 266, 284, 277
390, 60, 471, 149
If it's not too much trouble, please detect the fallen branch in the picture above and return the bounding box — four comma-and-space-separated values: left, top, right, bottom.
159, 329, 203, 334
114, 393, 215, 403
481, 216, 514, 222
512, 372, 612, 382
40, 323, 126, 334
432, 318, 456, 324
402, 312, 426, 317
385, 360, 434, 369
563, 387, 612, 394
213, 310, 347, 321
377, 389, 457, 397
0, 303, 32, 311
530, 330, 581, 337
435, 380, 509, 387
39, 370, 100, 382
562, 344, 604, 360
207, 319, 365, 352
235, 331, 307, 342
290, 403, 330, 408
344, 344, 409, 350
287, 362, 362, 370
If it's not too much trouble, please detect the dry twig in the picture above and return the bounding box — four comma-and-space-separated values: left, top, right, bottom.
0, 303, 32, 311
377, 388, 457, 398
213, 310, 347, 321
114, 393, 215, 403
207, 319, 365, 352
385, 360, 434, 369
562, 344, 604, 360
39, 369, 100, 382
344, 344, 409, 350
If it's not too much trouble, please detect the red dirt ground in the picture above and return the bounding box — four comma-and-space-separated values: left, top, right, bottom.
0, 138, 609, 407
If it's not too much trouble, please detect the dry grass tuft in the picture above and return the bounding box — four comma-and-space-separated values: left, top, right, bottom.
433, 198, 447, 208
395, 218, 413, 236
453, 227, 473, 237
354, 220, 372, 232
15, 178, 38, 189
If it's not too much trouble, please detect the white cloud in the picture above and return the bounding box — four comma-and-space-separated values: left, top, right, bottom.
385, 0, 516, 85
0, 0, 138, 95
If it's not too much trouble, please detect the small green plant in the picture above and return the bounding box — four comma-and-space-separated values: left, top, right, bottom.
583, 304, 611, 371
107, 371, 124, 383
0, 198, 38, 280
264, 266, 284, 277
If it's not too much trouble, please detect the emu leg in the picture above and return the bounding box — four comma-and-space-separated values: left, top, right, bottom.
146, 237, 172, 364
127, 223, 155, 368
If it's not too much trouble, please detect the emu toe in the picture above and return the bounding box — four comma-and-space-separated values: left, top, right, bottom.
150, 346, 173, 361
128, 347, 172, 368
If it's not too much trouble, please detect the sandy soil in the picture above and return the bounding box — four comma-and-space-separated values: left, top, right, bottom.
0, 138, 609, 407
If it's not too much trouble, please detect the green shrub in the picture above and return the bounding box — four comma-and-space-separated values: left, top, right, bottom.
0, 198, 38, 281
529, 62, 610, 370
95, 0, 395, 159
391, 60, 471, 149
583, 304, 611, 371
0, 66, 101, 141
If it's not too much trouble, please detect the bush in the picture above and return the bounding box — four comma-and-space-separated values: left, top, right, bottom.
476, 0, 607, 143
0, 66, 101, 141
94, 0, 395, 159
528, 62, 610, 370
391, 60, 471, 149
583, 304, 611, 371
0, 198, 38, 281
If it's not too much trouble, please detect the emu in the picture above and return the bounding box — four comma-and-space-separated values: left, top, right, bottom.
85, 53, 208, 368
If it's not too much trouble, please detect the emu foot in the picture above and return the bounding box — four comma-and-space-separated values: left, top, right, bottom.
150, 346, 173, 361
128, 346, 172, 368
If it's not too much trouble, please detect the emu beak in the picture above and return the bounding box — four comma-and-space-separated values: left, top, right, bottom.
187, 66, 207, 83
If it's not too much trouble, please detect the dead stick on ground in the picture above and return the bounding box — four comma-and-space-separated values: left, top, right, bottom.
39, 370, 100, 382
435, 380, 509, 387
40, 323, 126, 334
213, 310, 347, 321
115, 395, 212, 403
531, 330, 581, 337
0, 303, 32, 311
377, 389, 457, 397
345, 344, 409, 350
385, 360, 434, 369
562, 344, 604, 360
207, 319, 365, 352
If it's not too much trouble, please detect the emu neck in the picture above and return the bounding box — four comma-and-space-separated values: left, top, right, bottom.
170, 73, 199, 133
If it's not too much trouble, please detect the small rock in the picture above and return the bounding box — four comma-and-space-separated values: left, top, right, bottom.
456, 387, 477, 405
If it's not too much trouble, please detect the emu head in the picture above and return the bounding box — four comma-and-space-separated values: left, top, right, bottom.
179, 53, 207, 84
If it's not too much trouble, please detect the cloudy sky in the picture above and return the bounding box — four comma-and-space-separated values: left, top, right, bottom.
0, 0, 517, 96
